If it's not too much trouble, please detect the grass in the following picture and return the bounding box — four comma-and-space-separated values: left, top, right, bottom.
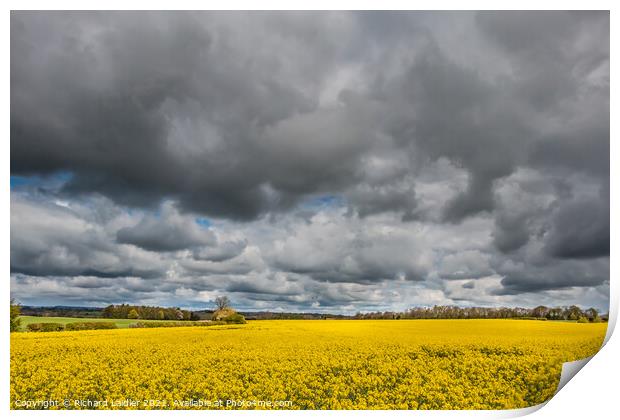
17, 315, 186, 331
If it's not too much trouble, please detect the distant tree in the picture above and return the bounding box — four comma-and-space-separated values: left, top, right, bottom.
565, 305, 583, 321
102, 305, 115, 318
546, 307, 563, 320
222, 312, 246, 324
354, 304, 594, 321
532, 306, 549, 319
585, 308, 599, 321
10, 299, 21, 332
102, 304, 199, 321
215, 296, 231, 311
127, 309, 140, 319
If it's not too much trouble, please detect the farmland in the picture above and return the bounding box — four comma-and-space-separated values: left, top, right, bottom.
16, 316, 185, 331
10, 319, 606, 410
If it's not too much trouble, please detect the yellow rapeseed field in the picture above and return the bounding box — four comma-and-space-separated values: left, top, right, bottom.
10, 320, 606, 410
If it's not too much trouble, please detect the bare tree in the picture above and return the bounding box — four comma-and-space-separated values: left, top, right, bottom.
215, 296, 231, 311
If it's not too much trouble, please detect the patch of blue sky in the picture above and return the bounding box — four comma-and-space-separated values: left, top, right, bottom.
301, 194, 345, 209
10, 176, 33, 188
195, 217, 212, 228
10, 171, 73, 190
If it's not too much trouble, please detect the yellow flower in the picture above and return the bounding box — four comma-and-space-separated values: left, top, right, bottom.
10, 320, 606, 410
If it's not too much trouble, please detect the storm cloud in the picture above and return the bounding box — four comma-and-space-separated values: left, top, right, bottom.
116, 202, 217, 252
10, 11, 609, 312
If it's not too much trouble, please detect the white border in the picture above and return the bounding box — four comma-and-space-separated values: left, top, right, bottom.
2, 2, 616, 419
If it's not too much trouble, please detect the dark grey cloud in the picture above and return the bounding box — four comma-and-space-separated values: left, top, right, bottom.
192, 239, 247, 262
11, 11, 361, 220
180, 247, 264, 276
492, 259, 609, 295
10, 11, 609, 311
10, 196, 167, 279
462, 281, 475, 290
492, 212, 530, 253
116, 203, 216, 251
544, 198, 610, 259
346, 177, 418, 220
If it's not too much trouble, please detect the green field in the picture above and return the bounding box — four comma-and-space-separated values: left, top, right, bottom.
17, 316, 185, 331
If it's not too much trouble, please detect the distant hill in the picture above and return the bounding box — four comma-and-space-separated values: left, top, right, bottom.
20, 306, 105, 318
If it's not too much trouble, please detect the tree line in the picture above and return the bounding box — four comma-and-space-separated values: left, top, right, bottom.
10, 299, 21, 332
355, 305, 606, 321
102, 304, 200, 321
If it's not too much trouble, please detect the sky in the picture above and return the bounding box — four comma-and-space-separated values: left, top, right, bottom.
10, 11, 609, 313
